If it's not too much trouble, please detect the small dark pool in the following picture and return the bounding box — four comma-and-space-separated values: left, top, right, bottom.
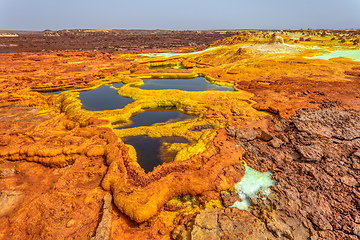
79, 84, 134, 111
117, 110, 197, 129
122, 135, 188, 173
139, 77, 233, 91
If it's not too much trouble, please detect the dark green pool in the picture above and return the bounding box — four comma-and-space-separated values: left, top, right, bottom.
79, 84, 134, 111
117, 110, 197, 129
122, 135, 188, 173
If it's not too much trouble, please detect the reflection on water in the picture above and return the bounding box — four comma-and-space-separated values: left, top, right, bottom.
122, 135, 188, 173
79, 84, 134, 111
112, 83, 125, 88
139, 77, 233, 91
117, 110, 197, 129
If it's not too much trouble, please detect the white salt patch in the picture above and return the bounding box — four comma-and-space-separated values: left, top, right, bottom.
231, 165, 275, 210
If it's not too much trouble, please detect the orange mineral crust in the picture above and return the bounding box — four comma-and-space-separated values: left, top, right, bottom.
0, 51, 131, 95
102, 128, 245, 223
0, 108, 109, 238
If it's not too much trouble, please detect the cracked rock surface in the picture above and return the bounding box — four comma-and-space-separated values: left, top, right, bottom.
235, 108, 360, 239
172, 207, 273, 240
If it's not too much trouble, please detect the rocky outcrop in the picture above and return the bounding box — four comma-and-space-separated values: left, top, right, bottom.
172, 207, 273, 240
227, 108, 360, 239
291, 108, 360, 140
92, 193, 112, 240
0, 190, 24, 217
269, 36, 285, 44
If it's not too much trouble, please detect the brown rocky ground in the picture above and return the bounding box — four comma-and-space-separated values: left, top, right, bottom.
0, 29, 235, 53
1, 30, 360, 239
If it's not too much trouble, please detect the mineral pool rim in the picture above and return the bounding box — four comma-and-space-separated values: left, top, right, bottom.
39, 82, 125, 95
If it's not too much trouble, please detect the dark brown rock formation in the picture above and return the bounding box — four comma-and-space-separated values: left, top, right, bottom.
227, 108, 360, 239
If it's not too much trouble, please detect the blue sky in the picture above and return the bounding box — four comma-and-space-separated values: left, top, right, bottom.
0, 0, 359, 30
